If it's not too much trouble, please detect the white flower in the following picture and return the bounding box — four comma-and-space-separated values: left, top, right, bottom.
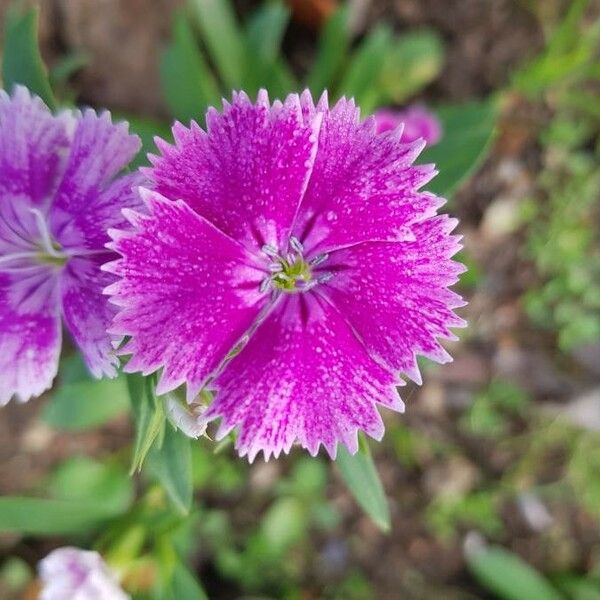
39, 547, 129, 600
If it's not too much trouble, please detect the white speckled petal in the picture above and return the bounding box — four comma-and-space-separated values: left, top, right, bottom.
0, 266, 61, 405
293, 95, 441, 254
147, 90, 320, 250
321, 216, 466, 384
61, 255, 120, 379
49, 110, 142, 251
104, 189, 268, 399
205, 293, 403, 462
0, 86, 69, 203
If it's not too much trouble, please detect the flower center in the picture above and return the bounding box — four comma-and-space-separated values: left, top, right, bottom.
260, 237, 330, 294
30, 208, 68, 267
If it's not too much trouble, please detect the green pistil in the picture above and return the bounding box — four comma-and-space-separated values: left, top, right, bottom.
272, 256, 313, 292
36, 251, 68, 267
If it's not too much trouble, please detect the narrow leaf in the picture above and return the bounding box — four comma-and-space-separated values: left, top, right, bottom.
420, 100, 497, 198
243, 1, 291, 94
466, 544, 563, 600
127, 373, 165, 474
337, 25, 392, 110
336, 437, 390, 532
307, 6, 350, 96
189, 0, 246, 89
149, 424, 193, 515
2, 7, 56, 109
168, 561, 209, 600
160, 10, 220, 122
0, 497, 123, 535
378, 29, 443, 103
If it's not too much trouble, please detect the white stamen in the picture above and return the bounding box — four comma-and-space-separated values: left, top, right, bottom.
29, 208, 61, 257
310, 253, 329, 266
259, 278, 271, 293
289, 236, 304, 253
261, 244, 279, 257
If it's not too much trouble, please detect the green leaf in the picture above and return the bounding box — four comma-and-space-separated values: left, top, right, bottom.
420, 100, 497, 198
149, 424, 193, 515
306, 6, 350, 96
466, 545, 563, 600
0, 497, 124, 535
160, 10, 220, 122
121, 114, 172, 169
554, 575, 600, 600
2, 7, 56, 110
49, 52, 88, 86
49, 456, 134, 514
379, 29, 443, 103
127, 373, 165, 474
243, 1, 290, 94
42, 377, 129, 431
335, 436, 390, 532
337, 25, 392, 111
166, 561, 209, 600
189, 0, 246, 89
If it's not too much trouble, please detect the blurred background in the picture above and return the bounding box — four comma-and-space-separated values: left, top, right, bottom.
0, 0, 599, 598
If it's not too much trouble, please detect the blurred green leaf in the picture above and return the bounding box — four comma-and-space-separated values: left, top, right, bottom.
189, 0, 246, 89
0, 497, 124, 535
307, 6, 350, 96
160, 10, 220, 122
128, 373, 165, 474
49, 456, 134, 514
420, 100, 497, 198
554, 575, 600, 600
122, 114, 172, 169
2, 7, 56, 109
42, 377, 129, 431
260, 497, 306, 554
336, 437, 390, 532
149, 424, 193, 515
243, 1, 290, 95
467, 545, 563, 600
165, 561, 209, 599
338, 25, 392, 111
49, 52, 88, 86
379, 29, 443, 103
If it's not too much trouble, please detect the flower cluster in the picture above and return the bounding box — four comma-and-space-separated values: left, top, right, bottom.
0, 86, 141, 404
0, 85, 464, 460
105, 90, 465, 460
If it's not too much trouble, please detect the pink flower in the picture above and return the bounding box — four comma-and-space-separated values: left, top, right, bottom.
105, 90, 465, 461
0, 86, 141, 404
374, 104, 442, 145
39, 547, 129, 599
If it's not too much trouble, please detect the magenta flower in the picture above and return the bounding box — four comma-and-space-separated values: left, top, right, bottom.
106, 90, 465, 461
0, 86, 141, 404
374, 104, 442, 145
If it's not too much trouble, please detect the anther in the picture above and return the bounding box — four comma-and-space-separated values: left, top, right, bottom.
310, 253, 328, 266
289, 236, 304, 253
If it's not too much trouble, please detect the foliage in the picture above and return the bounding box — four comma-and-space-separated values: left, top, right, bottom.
518, 0, 600, 351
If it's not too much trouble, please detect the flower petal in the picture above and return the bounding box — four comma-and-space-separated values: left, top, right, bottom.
147, 90, 320, 250
104, 189, 267, 399
49, 110, 141, 249
322, 216, 466, 384
0, 267, 61, 405
61, 255, 119, 378
206, 293, 403, 462
0, 86, 69, 204
294, 93, 440, 255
